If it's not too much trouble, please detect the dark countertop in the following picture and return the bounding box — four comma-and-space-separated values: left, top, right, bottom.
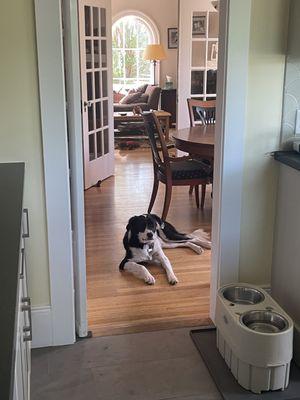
0, 163, 25, 399
274, 151, 300, 171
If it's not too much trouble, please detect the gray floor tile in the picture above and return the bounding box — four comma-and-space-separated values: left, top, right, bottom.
31, 328, 221, 400
92, 355, 220, 400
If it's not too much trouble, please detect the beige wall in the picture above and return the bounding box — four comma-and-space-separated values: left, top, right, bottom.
111, 0, 179, 86
239, 0, 289, 284
0, 0, 50, 306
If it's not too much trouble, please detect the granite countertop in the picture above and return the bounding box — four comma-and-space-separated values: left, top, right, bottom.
273, 151, 300, 171
0, 163, 25, 400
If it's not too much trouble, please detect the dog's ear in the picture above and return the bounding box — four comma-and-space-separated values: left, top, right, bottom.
126, 216, 139, 231
149, 214, 161, 225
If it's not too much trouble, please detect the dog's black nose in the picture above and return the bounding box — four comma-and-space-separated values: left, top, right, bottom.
147, 232, 153, 239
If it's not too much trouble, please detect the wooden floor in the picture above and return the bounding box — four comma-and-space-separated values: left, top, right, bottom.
85, 148, 212, 337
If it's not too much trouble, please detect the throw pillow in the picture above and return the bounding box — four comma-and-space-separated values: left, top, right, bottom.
119, 92, 142, 104
136, 84, 148, 93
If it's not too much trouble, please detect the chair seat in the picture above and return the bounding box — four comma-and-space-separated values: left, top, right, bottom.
163, 160, 212, 180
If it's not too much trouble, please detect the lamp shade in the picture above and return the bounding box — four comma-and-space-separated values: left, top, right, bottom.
143, 44, 167, 61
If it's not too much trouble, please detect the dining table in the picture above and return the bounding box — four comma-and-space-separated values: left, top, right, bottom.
172, 125, 215, 161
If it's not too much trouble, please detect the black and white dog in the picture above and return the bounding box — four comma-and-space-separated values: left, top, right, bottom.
119, 214, 211, 285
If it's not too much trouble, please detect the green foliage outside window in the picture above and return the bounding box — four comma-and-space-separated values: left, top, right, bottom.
112, 16, 152, 91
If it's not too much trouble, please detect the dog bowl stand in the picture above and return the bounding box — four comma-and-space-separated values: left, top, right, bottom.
215, 284, 293, 394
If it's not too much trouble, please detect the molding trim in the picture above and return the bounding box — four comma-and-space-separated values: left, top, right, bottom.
31, 306, 53, 348
34, 0, 75, 346
210, 0, 252, 320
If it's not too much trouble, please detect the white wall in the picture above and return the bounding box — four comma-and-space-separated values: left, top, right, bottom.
239, 0, 289, 285
0, 0, 50, 307
111, 0, 178, 86
281, 0, 300, 148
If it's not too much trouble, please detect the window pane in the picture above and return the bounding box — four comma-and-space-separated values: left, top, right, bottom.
102, 71, 108, 97
88, 103, 94, 131
207, 41, 218, 69
101, 40, 107, 67
208, 11, 219, 38
192, 12, 206, 38
191, 71, 204, 95
103, 100, 108, 126
96, 102, 102, 128
85, 6, 91, 36
207, 70, 217, 94
87, 72, 93, 100
96, 131, 102, 157
86, 40, 92, 69
93, 7, 99, 36
113, 49, 124, 78
104, 128, 109, 155
124, 17, 137, 48
89, 133, 95, 161
125, 50, 137, 78
136, 21, 150, 48
94, 72, 100, 99
100, 8, 106, 37
112, 21, 123, 48
94, 40, 99, 68
192, 41, 206, 68
138, 50, 151, 80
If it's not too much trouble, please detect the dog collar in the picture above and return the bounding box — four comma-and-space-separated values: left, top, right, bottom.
147, 243, 154, 254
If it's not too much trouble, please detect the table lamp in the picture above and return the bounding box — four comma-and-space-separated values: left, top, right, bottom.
143, 44, 167, 85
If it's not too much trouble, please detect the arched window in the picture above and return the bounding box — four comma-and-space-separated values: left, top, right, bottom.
112, 14, 157, 91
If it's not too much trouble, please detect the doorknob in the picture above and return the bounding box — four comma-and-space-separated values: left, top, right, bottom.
83, 100, 92, 111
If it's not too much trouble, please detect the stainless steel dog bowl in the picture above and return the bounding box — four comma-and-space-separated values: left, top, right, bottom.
221, 286, 265, 305
241, 310, 289, 333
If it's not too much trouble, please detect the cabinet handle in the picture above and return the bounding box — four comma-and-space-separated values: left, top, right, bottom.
21, 297, 32, 342
22, 209, 30, 238
20, 248, 25, 279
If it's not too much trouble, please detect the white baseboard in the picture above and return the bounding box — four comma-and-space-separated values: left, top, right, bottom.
31, 306, 53, 348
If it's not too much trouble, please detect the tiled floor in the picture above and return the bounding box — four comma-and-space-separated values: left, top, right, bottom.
31, 328, 221, 400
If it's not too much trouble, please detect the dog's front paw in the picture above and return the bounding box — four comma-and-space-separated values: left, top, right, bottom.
145, 274, 155, 285
168, 275, 179, 285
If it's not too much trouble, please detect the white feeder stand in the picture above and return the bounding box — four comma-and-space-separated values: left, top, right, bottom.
215, 284, 293, 394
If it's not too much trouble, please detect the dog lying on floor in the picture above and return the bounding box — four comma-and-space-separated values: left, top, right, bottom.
119, 214, 211, 285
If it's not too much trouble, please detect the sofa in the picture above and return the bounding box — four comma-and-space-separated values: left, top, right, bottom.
113, 84, 161, 112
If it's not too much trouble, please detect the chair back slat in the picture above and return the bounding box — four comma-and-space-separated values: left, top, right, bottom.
187, 99, 216, 126
142, 112, 169, 169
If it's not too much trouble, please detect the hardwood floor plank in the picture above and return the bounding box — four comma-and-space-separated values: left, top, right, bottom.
85, 148, 212, 336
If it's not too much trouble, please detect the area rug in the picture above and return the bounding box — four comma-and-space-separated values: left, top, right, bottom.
190, 327, 300, 400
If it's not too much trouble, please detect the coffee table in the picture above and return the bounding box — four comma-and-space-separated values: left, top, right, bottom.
114, 110, 171, 140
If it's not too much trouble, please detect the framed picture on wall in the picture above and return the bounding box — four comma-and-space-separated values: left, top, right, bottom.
168, 28, 178, 49
192, 15, 206, 37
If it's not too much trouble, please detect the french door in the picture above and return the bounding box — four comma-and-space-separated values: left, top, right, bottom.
78, 0, 114, 189
177, 0, 219, 129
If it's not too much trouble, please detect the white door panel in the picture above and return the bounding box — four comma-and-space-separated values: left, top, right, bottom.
79, 0, 114, 189
177, 0, 219, 129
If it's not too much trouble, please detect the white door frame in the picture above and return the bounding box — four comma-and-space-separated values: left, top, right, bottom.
34, 0, 251, 345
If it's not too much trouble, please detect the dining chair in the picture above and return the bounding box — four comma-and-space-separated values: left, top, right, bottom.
187, 99, 216, 126
142, 112, 212, 220
187, 99, 216, 195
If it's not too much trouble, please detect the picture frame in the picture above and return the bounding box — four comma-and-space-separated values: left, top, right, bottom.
192, 15, 206, 37
168, 28, 178, 49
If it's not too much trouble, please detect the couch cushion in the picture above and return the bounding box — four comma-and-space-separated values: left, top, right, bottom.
119, 92, 142, 104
